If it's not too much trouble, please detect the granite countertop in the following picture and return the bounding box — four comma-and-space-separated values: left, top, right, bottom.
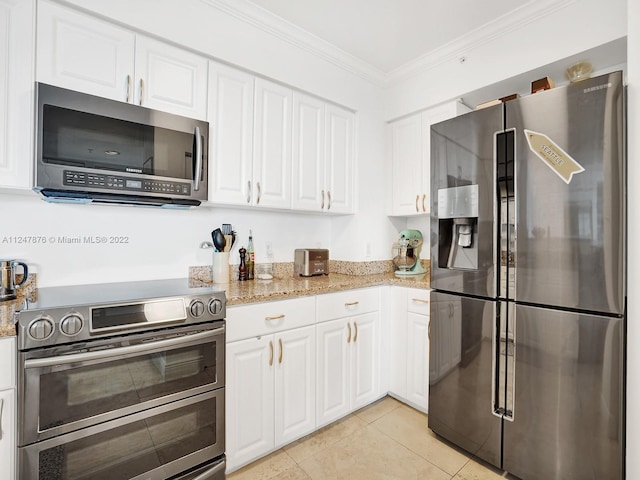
0, 262, 431, 337
193, 271, 430, 307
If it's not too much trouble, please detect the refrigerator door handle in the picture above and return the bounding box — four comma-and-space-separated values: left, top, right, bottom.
493, 302, 515, 420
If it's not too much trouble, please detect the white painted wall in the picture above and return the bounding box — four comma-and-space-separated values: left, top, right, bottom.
385, 0, 627, 120
626, 0, 638, 477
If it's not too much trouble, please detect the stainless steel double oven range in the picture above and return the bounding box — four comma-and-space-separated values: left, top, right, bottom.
14, 279, 226, 480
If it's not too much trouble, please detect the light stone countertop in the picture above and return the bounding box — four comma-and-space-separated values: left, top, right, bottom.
0, 262, 431, 337
192, 271, 430, 307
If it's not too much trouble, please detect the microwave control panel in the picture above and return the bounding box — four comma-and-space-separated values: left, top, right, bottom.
63, 170, 191, 196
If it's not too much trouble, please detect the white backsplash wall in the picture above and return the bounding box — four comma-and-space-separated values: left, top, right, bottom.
1, 192, 332, 287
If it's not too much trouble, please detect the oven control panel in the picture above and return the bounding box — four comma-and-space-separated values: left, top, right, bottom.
15, 291, 226, 350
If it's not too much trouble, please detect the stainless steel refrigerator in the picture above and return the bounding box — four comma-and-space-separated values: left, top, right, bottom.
429, 71, 625, 480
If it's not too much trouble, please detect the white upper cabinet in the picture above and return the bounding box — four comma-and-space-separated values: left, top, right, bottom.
389, 100, 469, 216
134, 36, 208, 120
252, 78, 293, 209
292, 92, 325, 211
207, 61, 255, 205
292, 95, 354, 213
324, 104, 355, 213
0, 0, 34, 189
37, 0, 207, 120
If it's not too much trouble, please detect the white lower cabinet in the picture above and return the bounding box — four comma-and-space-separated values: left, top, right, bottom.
225, 298, 316, 472
389, 287, 430, 413
0, 337, 16, 480
316, 288, 380, 427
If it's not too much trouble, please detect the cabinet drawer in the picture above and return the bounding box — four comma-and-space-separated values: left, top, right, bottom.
316, 288, 379, 322
226, 296, 315, 342
407, 289, 430, 315
0, 337, 16, 389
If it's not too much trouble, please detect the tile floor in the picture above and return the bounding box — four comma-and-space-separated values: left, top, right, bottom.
227, 396, 520, 480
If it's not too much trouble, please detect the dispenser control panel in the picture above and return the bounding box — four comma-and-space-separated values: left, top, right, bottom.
438, 184, 479, 219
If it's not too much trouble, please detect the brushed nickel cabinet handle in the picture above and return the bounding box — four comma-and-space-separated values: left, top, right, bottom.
422, 193, 427, 212
415, 194, 419, 212
347, 322, 352, 343
353, 321, 358, 342
126, 75, 131, 103
247, 180, 252, 204
411, 298, 429, 304
269, 340, 274, 366
344, 301, 359, 306
279, 338, 283, 364
327, 191, 332, 210
321, 190, 325, 209
256, 182, 262, 204
265, 314, 285, 321
0, 398, 3, 440
139, 78, 144, 105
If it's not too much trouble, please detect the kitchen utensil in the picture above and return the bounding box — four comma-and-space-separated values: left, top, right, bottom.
391, 230, 427, 276
1, 259, 29, 301
211, 229, 226, 252
221, 224, 232, 235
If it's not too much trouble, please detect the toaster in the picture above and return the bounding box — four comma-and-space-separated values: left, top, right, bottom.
294, 249, 329, 277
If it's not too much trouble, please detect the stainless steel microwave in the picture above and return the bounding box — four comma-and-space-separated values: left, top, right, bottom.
34, 83, 208, 207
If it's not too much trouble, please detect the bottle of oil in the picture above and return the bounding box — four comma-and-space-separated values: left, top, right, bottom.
247, 230, 255, 280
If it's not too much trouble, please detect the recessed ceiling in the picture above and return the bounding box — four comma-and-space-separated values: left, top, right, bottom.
247, 0, 530, 74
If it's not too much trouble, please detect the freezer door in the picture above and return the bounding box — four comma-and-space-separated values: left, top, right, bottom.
430, 106, 501, 298
503, 304, 623, 480
428, 291, 501, 468
506, 71, 625, 314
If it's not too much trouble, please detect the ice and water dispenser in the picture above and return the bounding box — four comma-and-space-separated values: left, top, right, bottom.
437, 184, 479, 270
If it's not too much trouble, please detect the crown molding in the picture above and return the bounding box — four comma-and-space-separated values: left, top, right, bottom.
200, 0, 577, 88
387, 0, 578, 84
200, 0, 387, 86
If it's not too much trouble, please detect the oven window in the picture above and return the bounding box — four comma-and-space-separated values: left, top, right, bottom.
37, 395, 220, 480
37, 341, 219, 433
42, 105, 194, 180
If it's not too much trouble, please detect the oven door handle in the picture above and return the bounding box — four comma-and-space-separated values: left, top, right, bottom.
190, 458, 226, 480
24, 327, 224, 369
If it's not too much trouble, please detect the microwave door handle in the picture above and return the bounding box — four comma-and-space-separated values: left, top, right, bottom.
193, 126, 203, 191
24, 326, 224, 369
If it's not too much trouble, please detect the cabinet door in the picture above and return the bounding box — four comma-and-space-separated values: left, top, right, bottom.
36, 0, 134, 102
291, 93, 325, 212
0, 388, 15, 480
207, 61, 254, 205
134, 35, 208, 120
388, 288, 407, 398
226, 336, 274, 471
324, 104, 354, 213
390, 113, 423, 215
406, 312, 429, 410
253, 78, 292, 209
274, 326, 315, 447
350, 312, 379, 410
0, 0, 33, 189
316, 318, 350, 427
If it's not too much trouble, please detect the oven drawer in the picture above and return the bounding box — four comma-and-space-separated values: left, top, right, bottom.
19, 322, 225, 446
18, 388, 225, 480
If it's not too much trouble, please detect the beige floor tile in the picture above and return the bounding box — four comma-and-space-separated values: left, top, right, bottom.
228, 450, 297, 480
371, 404, 470, 476
454, 458, 508, 480
298, 425, 451, 480
354, 395, 403, 424
283, 414, 368, 463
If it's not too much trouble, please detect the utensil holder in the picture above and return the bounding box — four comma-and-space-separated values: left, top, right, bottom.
212, 251, 230, 284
